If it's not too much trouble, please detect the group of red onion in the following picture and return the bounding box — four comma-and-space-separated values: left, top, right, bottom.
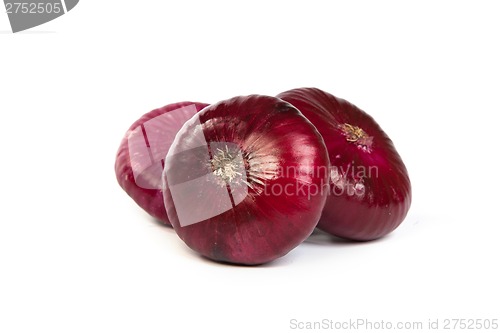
115, 88, 411, 265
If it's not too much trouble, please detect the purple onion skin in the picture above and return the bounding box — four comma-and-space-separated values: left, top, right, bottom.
115, 102, 209, 225
277, 88, 411, 241
163, 95, 330, 265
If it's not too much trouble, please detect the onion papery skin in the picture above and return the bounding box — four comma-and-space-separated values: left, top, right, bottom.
277, 88, 411, 241
115, 102, 209, 225
163, 95, 330, 265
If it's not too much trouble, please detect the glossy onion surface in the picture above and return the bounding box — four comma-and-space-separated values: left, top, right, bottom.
115, 102, 209, 225
277, 88, 411, 241
162, 95, 330, 265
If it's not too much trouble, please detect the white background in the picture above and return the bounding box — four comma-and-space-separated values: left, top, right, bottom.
1, 1, 499, 332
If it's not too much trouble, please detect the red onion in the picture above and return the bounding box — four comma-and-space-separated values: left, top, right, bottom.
277, 88, 411, 241
115, 102, 209, 225
162, 95, 330, 265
